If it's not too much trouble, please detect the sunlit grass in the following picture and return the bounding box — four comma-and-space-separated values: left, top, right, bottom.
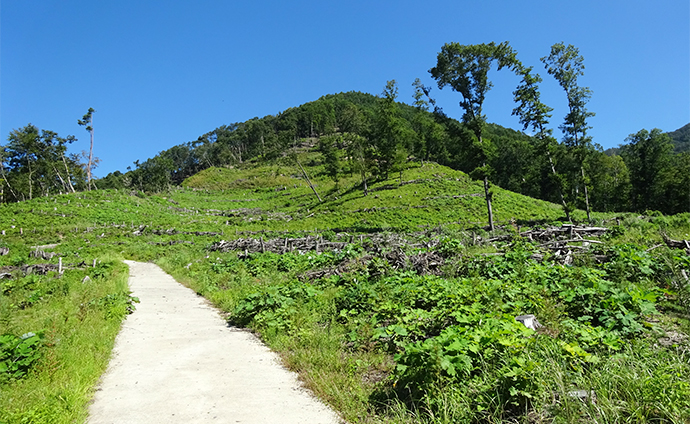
0, 257, 130, 424
0, 156, 688, 423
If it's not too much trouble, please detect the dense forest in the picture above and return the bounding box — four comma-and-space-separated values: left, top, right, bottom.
2, 43, 689, 217
668, 122, 690, 153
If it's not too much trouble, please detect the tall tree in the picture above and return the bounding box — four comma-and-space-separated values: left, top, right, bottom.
512, 66, 570, 220
337, 103, 365, 135
430, 41, 521, 231
660, 152, 690, 214
318, 134, 343, 186
4, 124, 40, 200
620, 128, 673, 211
370, 80, 413, 180
77, 108, 95, 190
586, 152, 631, 212
411, 79, 450, 164
346, 133, 374, 195
541, 43, 595, 220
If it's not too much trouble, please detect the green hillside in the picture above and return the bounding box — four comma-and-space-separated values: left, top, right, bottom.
2, 153, 690, 423
3, 39, 690, 423
668, 122, 690, 153
6, 89, 689, 215
182, 159, 567, 233
606, 123, 690, 156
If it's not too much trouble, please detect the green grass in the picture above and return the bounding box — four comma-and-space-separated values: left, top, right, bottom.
0, 255, 132, 424
180, 159, 569, 234
155, 234, 690, 423
1, 156, 688, 423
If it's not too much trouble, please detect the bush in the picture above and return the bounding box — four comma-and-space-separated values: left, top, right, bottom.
0, 332, 43, 382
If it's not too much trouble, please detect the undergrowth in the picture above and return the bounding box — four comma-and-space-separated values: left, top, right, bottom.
0, 252, 133, 424
159, 230, 690, 423
0, 158, 688, 423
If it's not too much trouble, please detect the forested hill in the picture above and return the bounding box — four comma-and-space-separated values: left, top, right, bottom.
4, 87, 690, 216
668, 123, 690, 153
604, 123, 689, 157
91, 86, 688, 215
97, 90, 540, 199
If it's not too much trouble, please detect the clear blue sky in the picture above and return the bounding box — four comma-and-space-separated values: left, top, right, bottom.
2, 0, 688, 177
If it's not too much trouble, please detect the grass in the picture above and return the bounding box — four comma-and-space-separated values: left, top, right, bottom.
156, 235, 690, 423
0, 255, 131, 424
0, 156, 688, 423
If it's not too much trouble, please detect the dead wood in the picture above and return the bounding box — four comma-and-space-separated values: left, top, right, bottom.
29, 250, 57, 260
663, 234, 690, 253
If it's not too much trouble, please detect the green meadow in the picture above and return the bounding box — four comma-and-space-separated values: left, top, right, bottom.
1, 157, 689, 423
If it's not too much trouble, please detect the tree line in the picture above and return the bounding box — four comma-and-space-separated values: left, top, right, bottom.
1, 124, 84, 202
3, 43, 689, 219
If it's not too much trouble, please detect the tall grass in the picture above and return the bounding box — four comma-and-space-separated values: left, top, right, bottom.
0, 257, 131, 424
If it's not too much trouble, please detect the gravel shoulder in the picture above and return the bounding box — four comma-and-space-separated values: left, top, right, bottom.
88, 260, 342, 424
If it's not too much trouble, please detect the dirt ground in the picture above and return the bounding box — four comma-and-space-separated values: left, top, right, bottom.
87, 260, 342, 424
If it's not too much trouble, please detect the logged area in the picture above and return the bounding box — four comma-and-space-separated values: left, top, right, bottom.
1, 157, 689, 423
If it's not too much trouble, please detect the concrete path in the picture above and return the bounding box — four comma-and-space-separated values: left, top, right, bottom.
88, 260, 342, 424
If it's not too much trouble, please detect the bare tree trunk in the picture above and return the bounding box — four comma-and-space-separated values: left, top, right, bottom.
362, 170, 368, 196
483, 175, 494, 232
478, 132, 495, 232
61, 154, 76, 193
39, 179, 48, 197
87, 114, 94, 191
581, 166, 591, 221
0, 163, 17, 202
52, 164, 70, 193
28, 160, 34, 200
547, 151, 570, 221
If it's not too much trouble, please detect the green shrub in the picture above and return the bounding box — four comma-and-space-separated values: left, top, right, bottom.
0, 332, 43, 382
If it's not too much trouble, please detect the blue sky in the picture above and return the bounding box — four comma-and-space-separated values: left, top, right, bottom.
2, 0, 688, 177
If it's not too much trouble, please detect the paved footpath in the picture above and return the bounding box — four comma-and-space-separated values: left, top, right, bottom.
88, 260, 342, 424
